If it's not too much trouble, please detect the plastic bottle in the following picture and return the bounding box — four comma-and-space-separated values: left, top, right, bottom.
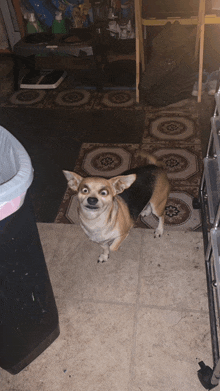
52, 11, 67, 34
127, 20, 131, 33
26, 13, 43, 34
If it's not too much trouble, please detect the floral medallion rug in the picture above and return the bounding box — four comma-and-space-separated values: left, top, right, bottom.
3, 84, 136, 110
55, 99, 202, 232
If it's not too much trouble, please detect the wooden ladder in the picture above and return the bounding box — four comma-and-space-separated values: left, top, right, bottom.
195, 0, 206, 103
135, 0, 145, 103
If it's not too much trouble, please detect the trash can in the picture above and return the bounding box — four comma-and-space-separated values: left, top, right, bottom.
0, 126, 59, 374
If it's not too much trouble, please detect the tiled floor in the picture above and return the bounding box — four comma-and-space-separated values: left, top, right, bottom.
0, 224, 216, 391
0, 52, 218, 391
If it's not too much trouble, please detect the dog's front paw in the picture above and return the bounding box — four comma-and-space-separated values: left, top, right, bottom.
97, 254, 109, 263
154, 227, 163, 238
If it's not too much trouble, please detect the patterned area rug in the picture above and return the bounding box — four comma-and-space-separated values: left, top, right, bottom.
2, 85, 137, 110
55, 99, 202, 231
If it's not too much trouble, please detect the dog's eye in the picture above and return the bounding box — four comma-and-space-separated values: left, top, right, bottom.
82, 187, 89, 194
100, 189, 108, 196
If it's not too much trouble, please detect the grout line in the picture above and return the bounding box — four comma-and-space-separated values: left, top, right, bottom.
62, 297, 136, 307
138, 303, 209, 314
128, 229, 144, 391
37, 223, 66, 264
57, 296, 209, 315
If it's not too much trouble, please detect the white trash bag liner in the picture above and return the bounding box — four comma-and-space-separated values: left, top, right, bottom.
0, 125, 33, 221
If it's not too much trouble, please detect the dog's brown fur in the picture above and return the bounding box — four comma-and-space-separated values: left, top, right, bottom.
63, 153, 170, 262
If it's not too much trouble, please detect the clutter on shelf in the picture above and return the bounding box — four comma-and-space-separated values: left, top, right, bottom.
108, 19, 134, 39
21, 0, 135, 38
52, 11, 67, 33
24, 12, 44, 34
191, 70, 219, 97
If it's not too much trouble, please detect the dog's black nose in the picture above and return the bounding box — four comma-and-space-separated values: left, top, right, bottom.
87, 197, 98, 206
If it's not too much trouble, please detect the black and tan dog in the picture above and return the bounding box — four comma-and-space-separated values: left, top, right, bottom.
63, 153, 170, 263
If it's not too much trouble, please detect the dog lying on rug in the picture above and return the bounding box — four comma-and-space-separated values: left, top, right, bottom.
63, 152, 170, 263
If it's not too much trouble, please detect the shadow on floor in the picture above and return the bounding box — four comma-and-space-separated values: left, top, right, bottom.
0, 106, 145, 222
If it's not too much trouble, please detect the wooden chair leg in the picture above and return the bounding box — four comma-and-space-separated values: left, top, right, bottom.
135, 0, 140, 103
195, 0, 203, 59
137, 0, 145, 72
197, 0, 205, 103
198, 20, 205, 103
135, 0, 145, 103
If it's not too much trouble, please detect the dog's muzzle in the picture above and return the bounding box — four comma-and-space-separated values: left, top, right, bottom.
86, 197, 99, 209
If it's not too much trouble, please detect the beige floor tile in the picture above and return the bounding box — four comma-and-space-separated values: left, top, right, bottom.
1, 302, 135, 391
131, 307, 213, 391
1, 225, 217, 391
37, 223, 83, 263
41, 225, 142, 305
139, 231, 208, 312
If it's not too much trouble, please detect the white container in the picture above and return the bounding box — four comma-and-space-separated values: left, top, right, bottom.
0, 125, 33, 220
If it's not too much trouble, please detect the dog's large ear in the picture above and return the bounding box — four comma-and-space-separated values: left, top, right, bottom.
109, 174, 136, 195
63, 171, 83, 191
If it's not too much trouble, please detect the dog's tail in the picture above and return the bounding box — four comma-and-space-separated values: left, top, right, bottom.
136, 151, 165, 168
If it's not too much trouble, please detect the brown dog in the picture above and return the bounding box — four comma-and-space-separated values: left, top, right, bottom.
63, 153, 170, 262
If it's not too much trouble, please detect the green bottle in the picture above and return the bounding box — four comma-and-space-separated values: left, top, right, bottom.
52, 11, 67, 34
27, 13, 43, 34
